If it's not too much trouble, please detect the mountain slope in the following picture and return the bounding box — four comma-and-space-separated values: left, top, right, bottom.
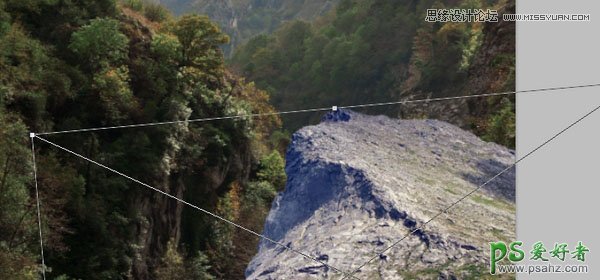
247, 110, 515, 279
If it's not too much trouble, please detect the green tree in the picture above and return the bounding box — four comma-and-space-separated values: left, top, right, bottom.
244, 181, 277, 206
155, 239, 215, 280
92, 66, 137, 122
257, 151, 286, 191
169, 15, 229, 71
69, 18, 129, 68
155, 239, 186, 280
0, 2, 10, 37
483, 98, 515, 148
151, 33, 182, 64
0, 112, 38, 280
188, 251, 215, 280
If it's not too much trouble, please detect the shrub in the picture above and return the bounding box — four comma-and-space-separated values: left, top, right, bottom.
483, 98, 515, 149
144, 3, 170, 22
122, 0, 143, 11
257, 151, 286, 190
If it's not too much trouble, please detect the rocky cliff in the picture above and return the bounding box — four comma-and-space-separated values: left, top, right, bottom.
246, 110, 515, 279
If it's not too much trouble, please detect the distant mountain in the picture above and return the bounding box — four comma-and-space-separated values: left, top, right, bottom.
247, 110, 515, 279
158, 0, 339, 56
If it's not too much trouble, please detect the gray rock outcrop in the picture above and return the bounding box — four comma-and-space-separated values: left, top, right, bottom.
246, 110, 515, 279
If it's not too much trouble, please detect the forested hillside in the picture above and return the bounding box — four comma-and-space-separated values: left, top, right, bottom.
158, 0, 339, 57
231, 0, 516, 147
0, 0, 285, 279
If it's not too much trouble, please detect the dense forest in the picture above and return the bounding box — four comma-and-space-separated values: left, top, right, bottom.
1, 0, 286, 279
230, 0, 515, 147
0, 0, 515, 279
158, 0, 339, 57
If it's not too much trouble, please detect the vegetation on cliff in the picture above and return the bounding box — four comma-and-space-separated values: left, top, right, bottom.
0, 0, 284, 278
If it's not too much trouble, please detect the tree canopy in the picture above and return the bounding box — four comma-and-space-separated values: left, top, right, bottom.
69, 18, 129, 68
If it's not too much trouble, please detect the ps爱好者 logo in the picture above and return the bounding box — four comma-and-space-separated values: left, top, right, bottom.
490, 241, 590, 274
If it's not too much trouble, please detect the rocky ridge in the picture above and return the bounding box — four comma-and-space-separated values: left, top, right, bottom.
246, 110, 515, 279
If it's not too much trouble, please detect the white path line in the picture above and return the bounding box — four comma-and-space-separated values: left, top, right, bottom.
30, 134, 46, 280
35, 83, 600, 136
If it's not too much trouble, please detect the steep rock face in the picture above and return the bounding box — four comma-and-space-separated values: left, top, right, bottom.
118, 11, 257, 278
398, 2, 515, 132
246, 111, 515, 279
463, 2, 516, 125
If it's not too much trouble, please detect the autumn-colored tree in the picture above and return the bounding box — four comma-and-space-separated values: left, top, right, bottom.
168, 15, 229, 73
155, 239, 215, 280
